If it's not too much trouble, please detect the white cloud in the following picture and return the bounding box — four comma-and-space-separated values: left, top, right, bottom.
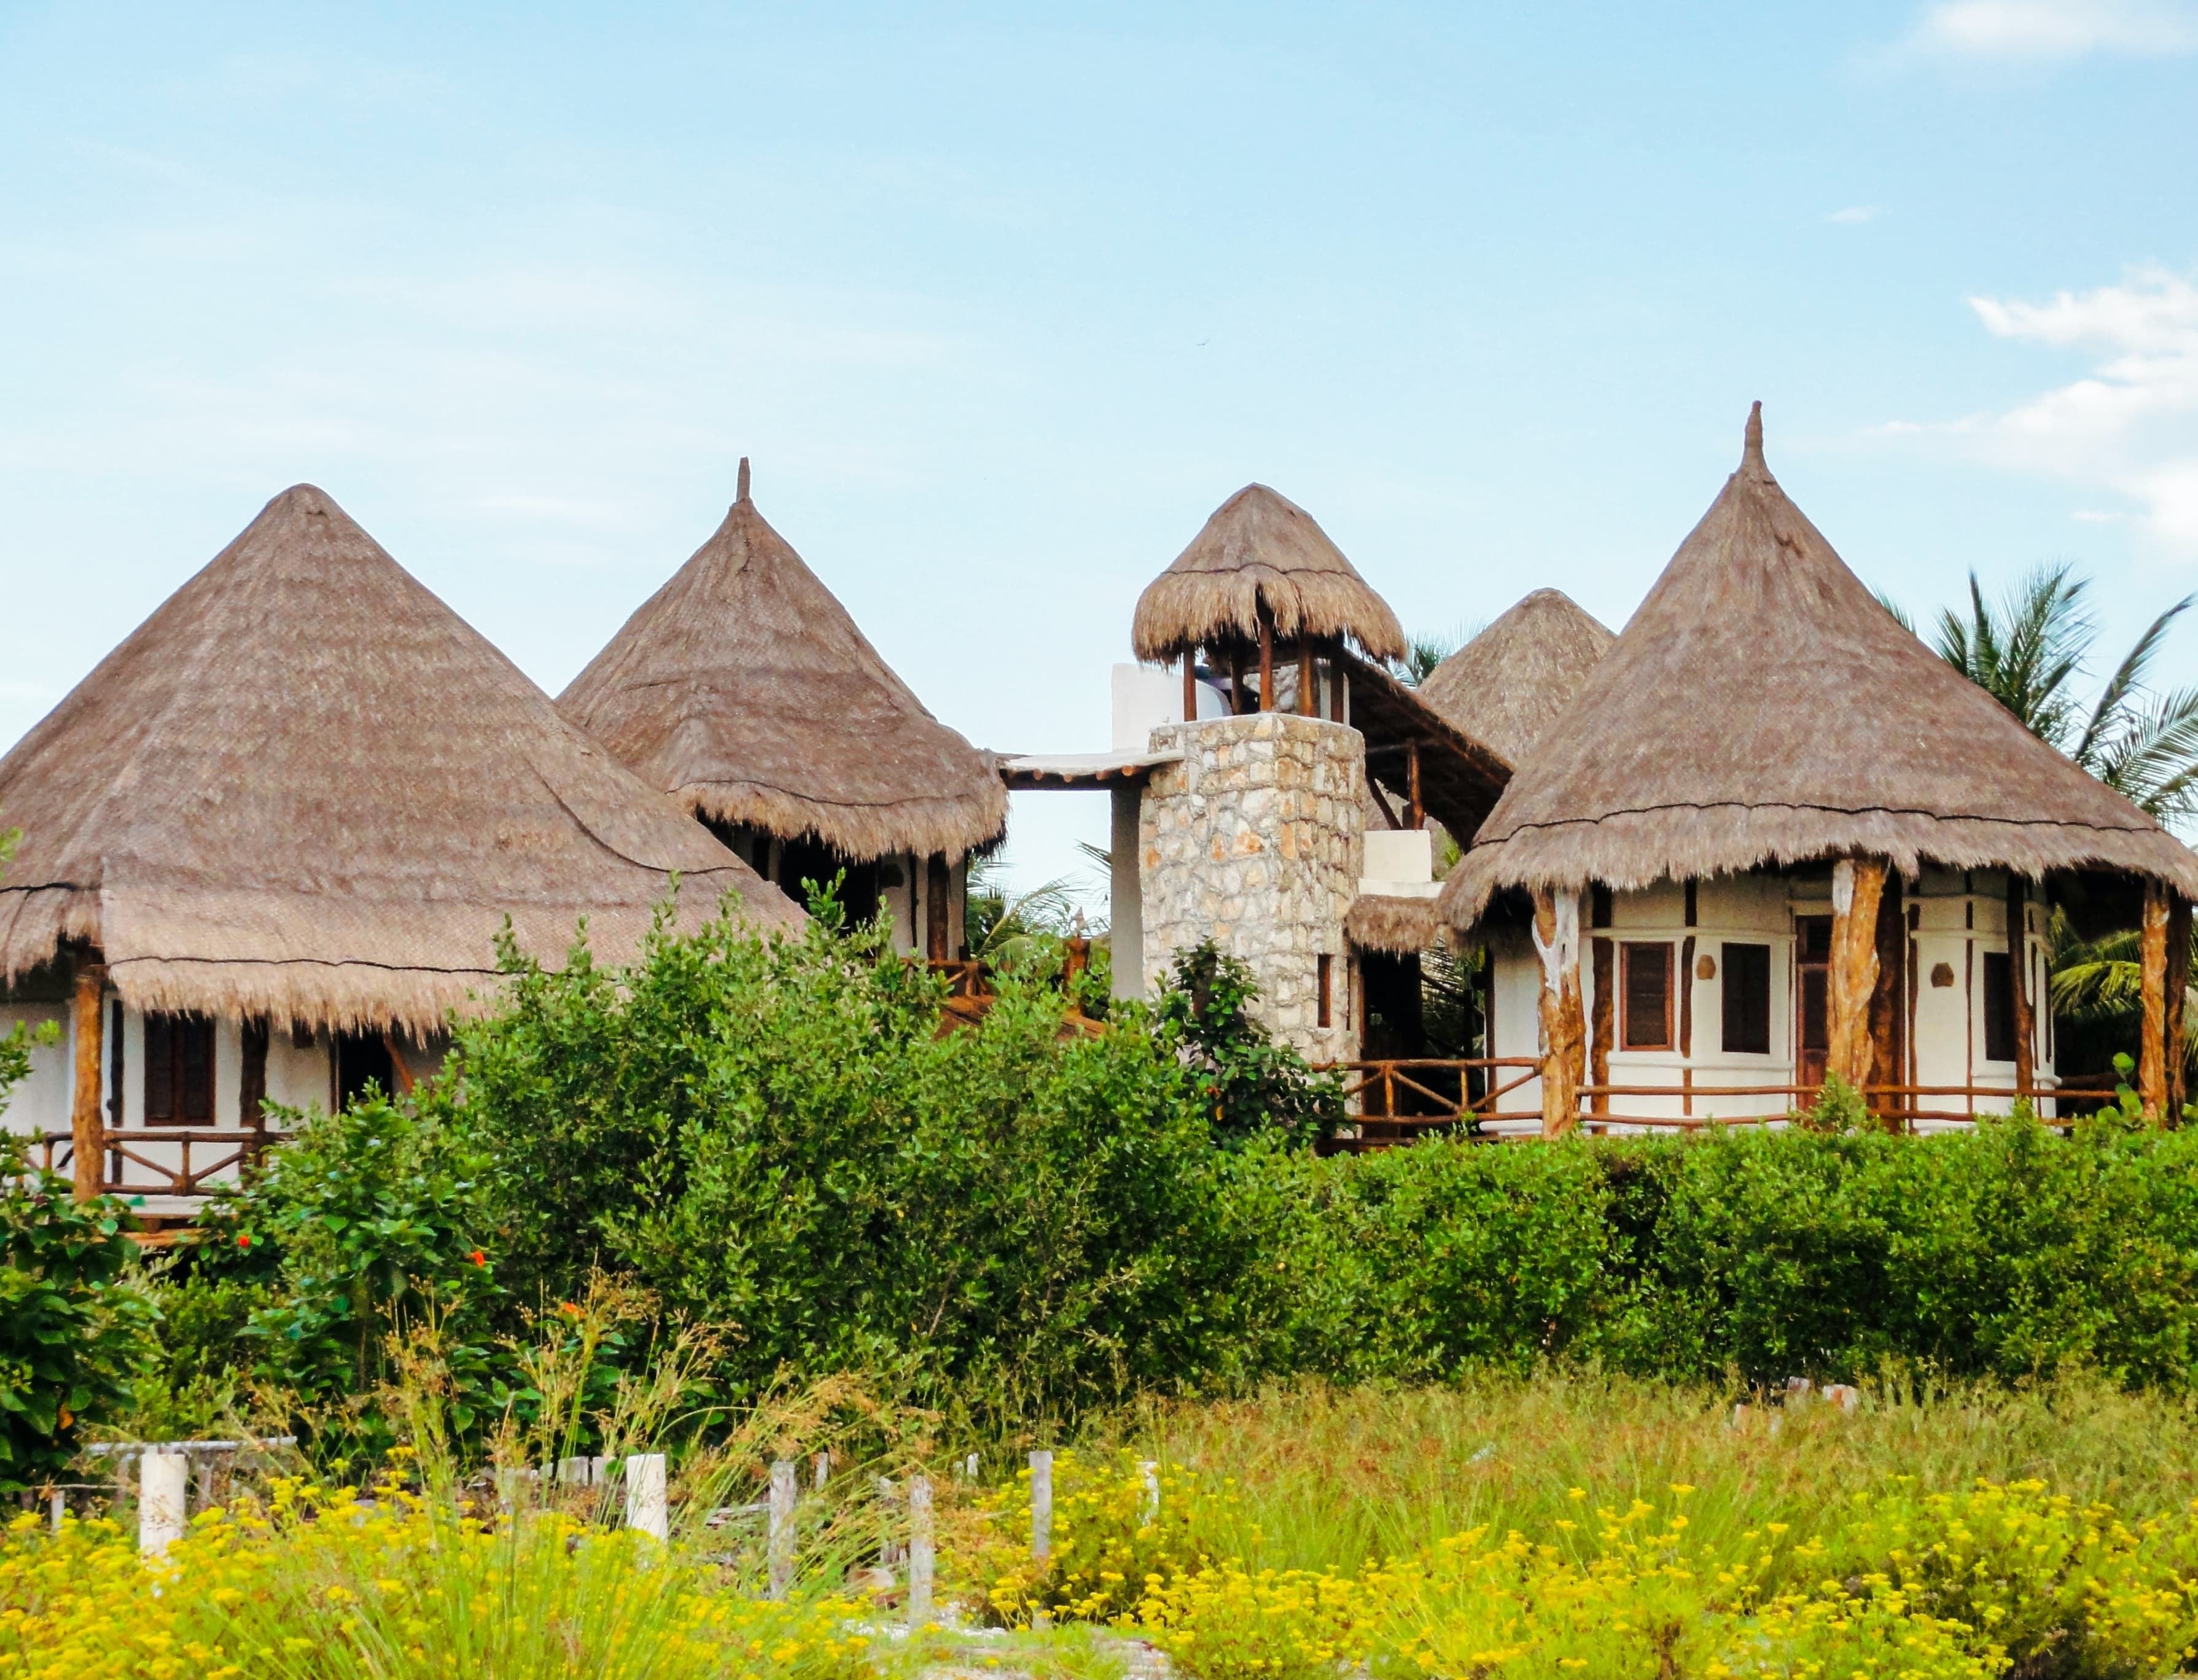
1910, 0, 2198, 58
1826, 206, 1884, 224
1956, 266, 2198, 551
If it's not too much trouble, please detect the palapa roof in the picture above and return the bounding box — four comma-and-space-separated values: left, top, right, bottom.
0, 485, 800, 1034
1417, 589, 1615, 769
1442, 405, 2198, 927
1132, 483, 1407, 663
1344, 893, 1443, 955
558, 462, 1007, 862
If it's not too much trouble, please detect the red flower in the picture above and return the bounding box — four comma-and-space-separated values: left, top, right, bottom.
469, 1249, 487, 1266
236, 1233, 253, 1248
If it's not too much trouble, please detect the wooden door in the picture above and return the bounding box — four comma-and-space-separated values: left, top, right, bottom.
1795, 914, 1831, 1094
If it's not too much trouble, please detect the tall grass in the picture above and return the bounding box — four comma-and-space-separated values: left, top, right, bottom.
1090, 1369, 2198, 1573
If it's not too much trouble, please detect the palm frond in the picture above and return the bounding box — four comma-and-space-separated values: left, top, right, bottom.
2074, 595, 2191, 769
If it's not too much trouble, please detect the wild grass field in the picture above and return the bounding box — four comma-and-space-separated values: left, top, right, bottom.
8, 1370, 2197, 1680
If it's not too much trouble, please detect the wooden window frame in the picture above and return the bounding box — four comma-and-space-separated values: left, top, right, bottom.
1317, 954, 1333, 1029
1620, 941, 1675, 1052
1720, 941, 1772, 1056
143, 1012, 216, 1126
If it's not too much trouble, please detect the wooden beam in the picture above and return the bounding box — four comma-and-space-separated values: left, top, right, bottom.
2169, 895, 2191, 1119
2006, 875, 2035, 1098
1870, 872, 1906, 1126
69, 958, 106, 1202
1533, 888, 1584, 1137
382, 1032, 416, 1097
1366, 772, 1402, 831
1678, 933, 1696, 1058
1406, 739, 1423, 830
1296, 639, 1313, 717
1183, 653, 1198, 725
240, 1018, 269, 1130
1589, 936, 1613, 1116
1257, 608, 1274, 713
2140, 879, 2170, 1119
1228, 643, 1247, 716
1827, 857, 1887, 1091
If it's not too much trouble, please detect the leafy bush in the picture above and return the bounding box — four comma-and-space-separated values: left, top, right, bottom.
432, 901, 1244, 1424
1157, 942, 1343, 1148
0, 1016, 148, 1490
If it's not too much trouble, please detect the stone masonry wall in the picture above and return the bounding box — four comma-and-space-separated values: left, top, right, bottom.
1139, 713, 1364, 1061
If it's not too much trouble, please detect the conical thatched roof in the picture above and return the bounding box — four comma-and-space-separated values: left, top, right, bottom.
558, 464, 1007, 862
1441, 405, 2198, 927
1417, 590, 1615, 769
0, 485, 800, 1033
1132, 484, 1407, 663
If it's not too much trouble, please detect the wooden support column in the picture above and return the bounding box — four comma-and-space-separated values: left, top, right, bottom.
1182, 653, 1198, 725
69, 958, 106, 1202
1869, 873, 1906, 1126
1826, 857, 1887, 1092
1228, 644, 1247, 715
1589, 937, 1613, 1116
2169, 895, 2191, 1119
2140, 880, 2170, 1119
240, 1019, 269, 1129
1295, 639, 1313, 717
926, 854, 953, 963
1533, 888, 1584, 1137
1406, 741, 1423, 830
1257, 607, 1274, 712
2006, 876, 2035, 1099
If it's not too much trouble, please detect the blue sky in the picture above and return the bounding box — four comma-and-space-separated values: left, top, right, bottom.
4, 1, 2197, 904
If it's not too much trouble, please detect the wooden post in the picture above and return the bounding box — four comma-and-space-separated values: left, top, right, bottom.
1296, 639, 1313, 717
1532, 888, 1584, 1137
1870, 873, 1906, 1126
1028, 1450, 1053, 1560
2140, 880, 2170, 1120
1406, 740, 1423, 830
908, 1475, 935, 1625
1228, 644, 1247, 715
240, 1019, 269, 1130
69, 959, 106, 1202
2169, 895, 2191, 1119
1589, 936, 1613, 1116
768, 1458, 797, 1596
626, 1452, 668, 1542
1257, 607, 1274, 712
1826, 858, 1887, 1091
1183, 652, 1198, 725
2006, 876, 2035, 1098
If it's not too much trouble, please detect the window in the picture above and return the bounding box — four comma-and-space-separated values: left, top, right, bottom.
1621, 942, 1674, 1051
1982, 951, 2017, 1062
1721, 943, 1771, 1054
143, 1013, 214, 1125
1317, 954, 1333, 1028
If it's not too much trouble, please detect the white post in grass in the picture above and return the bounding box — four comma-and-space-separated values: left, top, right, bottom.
1029, 1450, 1053, 1560
139, 1452, 188, 1556
769, 1458, 798, 1599
1139, 1459, 1159, 1524
625, 1453, 668, 1542
908, 1476, 935, 1625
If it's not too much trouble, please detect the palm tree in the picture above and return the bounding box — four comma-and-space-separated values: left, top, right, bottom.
1925, 564, 2198, 826
1888, 564, 2198, 1076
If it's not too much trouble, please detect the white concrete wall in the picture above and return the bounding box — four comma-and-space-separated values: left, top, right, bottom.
0, 1003, 72, 1139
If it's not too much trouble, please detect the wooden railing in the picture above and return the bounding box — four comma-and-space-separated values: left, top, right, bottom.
1314, 1060, 2126, 1148
32, 1127, 284, 1200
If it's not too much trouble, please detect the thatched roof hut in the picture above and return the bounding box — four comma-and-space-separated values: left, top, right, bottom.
559, 463, 1006, 862
1441, 405, 2198, 927
1417, 589, 1614, 769
0, 484, 798, 1033
1132, 484, 1407, 663
1344, 892, 1443, 955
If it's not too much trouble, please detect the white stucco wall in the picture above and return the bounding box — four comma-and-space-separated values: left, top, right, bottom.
0, 1003, 72, 1140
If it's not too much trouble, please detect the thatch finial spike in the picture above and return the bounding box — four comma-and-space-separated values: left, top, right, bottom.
1742, 402, 1765, 472
737, 457, 752, 503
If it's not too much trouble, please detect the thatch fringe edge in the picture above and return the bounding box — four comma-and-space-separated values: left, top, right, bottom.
687, 777, 1008, 863
1344, 893, 1443, 955
1132, 569, 1408, 663
1441, 804, 2198, 930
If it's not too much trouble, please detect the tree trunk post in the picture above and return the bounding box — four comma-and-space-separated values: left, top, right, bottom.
1257, 608, 1274, 712
1533, 887, 1584, 1137
1182, 652, 1199, 725
1296, 639, 1314, 717
2140, 879, 2170, 1120
2006, 875, 2035, 1099
1826, 858, 1887, 1094
1868, 873, 1906, 1127
69, 959, 106, 1202
2167, 895, 2191, 1120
